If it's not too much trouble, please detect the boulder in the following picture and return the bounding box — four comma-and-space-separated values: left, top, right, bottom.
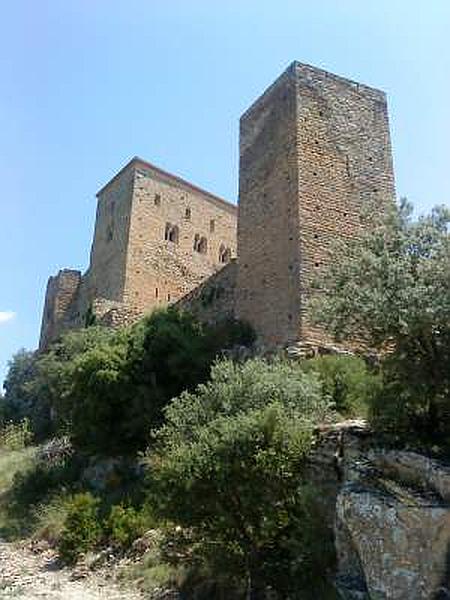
335, 451, 450, 599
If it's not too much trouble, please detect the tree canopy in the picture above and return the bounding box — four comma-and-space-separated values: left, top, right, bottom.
314, 200, 450, 441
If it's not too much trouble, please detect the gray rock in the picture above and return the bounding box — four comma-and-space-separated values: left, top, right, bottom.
335, 451, 450, 600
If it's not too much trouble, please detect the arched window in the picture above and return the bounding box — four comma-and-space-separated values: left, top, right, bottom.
194, 234, 207, 254
219, 244, 231, 263
185, 207, 191, 220
165, 223, 179, 244
193, 233, 200, 251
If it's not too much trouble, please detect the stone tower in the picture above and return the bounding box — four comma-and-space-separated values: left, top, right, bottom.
236, 62, 395, 348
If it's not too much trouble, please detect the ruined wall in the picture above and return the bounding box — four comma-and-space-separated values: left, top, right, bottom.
237, 62, 395, 348
39, 269, 82, 350
175, 259, 237, 325
123, 159, 237, 311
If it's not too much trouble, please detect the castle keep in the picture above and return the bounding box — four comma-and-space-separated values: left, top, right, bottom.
39, 62, 395, 351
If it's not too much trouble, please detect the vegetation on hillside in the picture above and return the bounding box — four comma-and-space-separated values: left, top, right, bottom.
2, 310, 254, 454
0, 201, 448, 597
313, 199, 450, 447
148, 359, 335, 598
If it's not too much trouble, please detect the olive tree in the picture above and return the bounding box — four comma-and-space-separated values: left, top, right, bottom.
313, 200, 450, 440
147, 359, 334, 598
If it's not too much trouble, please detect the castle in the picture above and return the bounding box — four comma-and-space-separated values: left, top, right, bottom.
39, 62, 395, 351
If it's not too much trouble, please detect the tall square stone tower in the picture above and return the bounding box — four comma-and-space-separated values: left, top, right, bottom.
236, 62, 395, 348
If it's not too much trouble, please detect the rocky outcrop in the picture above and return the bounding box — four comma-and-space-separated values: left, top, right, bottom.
335, 451, 450, 600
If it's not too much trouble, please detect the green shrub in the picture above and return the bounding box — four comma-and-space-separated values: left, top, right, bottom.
2, 328, 117, 442
3, 308, 254, 457
0, 418, 33, 450
313, 201, 450, 444
0, 446, 37, 538
2, 350, 50, 439
58, 492, 102, 563
147, 359, 334, 597
107, 504, 147, 549
300, 354, 381, 417
65, 308, 255, 455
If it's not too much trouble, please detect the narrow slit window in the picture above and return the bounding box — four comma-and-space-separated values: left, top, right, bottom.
165, 223, 179, 244
219, 244, 231, 263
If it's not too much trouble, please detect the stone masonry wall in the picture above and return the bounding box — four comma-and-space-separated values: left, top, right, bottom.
123, 159, 237, 312
175, 259, 237, 325
237, 62, 395, 348
39, 63, 396, 353
294, 63, 395, 346
88, 164, 135, 302
236, 67, 302, 346
39, 158, 237, 349
39, 269, 82, 350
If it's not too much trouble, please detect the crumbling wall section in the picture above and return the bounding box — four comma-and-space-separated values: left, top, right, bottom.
39, 269, 82, 350
175, 259, 237, 325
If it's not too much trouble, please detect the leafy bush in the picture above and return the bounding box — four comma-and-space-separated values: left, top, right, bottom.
147, 359, 334, 597
300, 354, 382, 417
63, 340, 130, 454
2, 328, 116, 441
313, 201, 450, 445
64, 308, 254, 455
0, 418, 33, 450
107, 504, 147, 549
0, 447, 87, 541
2, 350, 46, 437
58, 492, 102, 563
3, 309, 254, 456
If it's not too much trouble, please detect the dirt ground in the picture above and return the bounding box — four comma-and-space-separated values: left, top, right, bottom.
0, 540, 144, 600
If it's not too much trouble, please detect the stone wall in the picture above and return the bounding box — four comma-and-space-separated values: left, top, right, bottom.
175, 259, 237, 325
39, 269, 82, 350
39, 158, 237, 349
295, 63, 396, 346
236, 62, 395, 348
88, 163, 135, 302
124, 159, 237, 311
39, 62, 396, 353
92, 298, 144, 329
236, 67, 301, 347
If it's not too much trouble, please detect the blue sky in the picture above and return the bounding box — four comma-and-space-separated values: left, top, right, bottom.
1, 0, 449, 385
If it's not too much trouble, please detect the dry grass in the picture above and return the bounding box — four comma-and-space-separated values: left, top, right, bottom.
0, 446, 37, 536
